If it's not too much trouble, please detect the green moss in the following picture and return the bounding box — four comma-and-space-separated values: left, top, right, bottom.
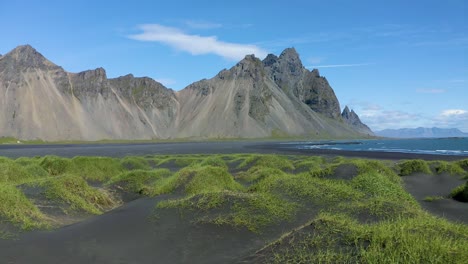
107, 169, 172, 195
44, 174, 116, 214
398, 159, 432, 176
238, 155, 295, 171
0, 184, 49, 230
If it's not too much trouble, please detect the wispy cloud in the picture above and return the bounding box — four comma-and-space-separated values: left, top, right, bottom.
440, 109, 467, 117
416, 88, 446, 94
348, 101, 468, 132
184, 20, 222, 29
154, 78, 176, 87
307, 63, 372, 68
128, 24, 267, 61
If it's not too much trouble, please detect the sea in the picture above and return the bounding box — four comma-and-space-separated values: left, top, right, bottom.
288, 138, 468, 156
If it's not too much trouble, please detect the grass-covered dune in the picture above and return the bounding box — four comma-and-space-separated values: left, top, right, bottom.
0, 154, 467, 263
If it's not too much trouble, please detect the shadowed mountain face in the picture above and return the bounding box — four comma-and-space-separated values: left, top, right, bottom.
0, 45, 372, 141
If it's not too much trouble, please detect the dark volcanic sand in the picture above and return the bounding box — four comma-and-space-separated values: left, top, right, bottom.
0, 141, 465, 161
0, 141, 467, 263
402, 173, 468, 223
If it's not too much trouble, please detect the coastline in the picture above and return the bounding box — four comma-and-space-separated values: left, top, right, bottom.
0, 141, 466, 161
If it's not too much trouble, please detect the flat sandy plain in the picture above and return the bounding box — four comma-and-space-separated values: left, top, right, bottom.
0, 141, 467, 263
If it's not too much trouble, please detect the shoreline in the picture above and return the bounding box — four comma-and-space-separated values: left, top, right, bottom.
0, 141, 466, 161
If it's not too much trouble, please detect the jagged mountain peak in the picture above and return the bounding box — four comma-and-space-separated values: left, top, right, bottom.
0, 45, 372, 140
1, 44, 58, 70
341, 106, 373, 135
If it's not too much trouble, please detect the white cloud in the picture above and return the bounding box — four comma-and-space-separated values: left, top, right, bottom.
307, 63, 372, 68
416, 88, 446, 94
128, 24, 267, 61
184, 20, 222, 29
440, 109, 467, 117
435, 109, 468, 132
154, 78, 176, 87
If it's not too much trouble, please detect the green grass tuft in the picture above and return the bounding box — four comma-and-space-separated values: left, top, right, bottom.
398, 159, 432, 176
432, 161, 467, 176
44, 174, 116, 215
107, 169, 172, 195
450, 182, 468, 202
154, 165, 243, 196
0, 160, 36, 184
158, 191, 297, 232
39, 156, 72, 176
0, 184, 50, 230
121, 156, 151, 170
70, 156, 123, 181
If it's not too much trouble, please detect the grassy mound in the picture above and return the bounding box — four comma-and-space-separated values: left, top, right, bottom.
121, 156, 151, 170
107, 169, 172, 195
153, 164, 243, 196
70, 156, 123, 181
450, 182, 468, 202
432, 161, 467, 176
158, 191, 297, 232
0, 184, 49, 230
44, 174, 117, 215
39, 156, 72, 176
256, 212, 468, 264
398, 159, 432, 176
237, 155, 295, 171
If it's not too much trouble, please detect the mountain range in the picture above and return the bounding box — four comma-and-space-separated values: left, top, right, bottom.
0, 45, 372, 141
375, 127, 468, 138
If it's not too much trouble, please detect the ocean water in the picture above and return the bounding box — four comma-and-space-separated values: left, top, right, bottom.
288, 138, 468, 156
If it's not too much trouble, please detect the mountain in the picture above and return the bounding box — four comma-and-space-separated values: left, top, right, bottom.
375, 127, 468, 138
0, 45, 372, 141
341, 106, 373, 135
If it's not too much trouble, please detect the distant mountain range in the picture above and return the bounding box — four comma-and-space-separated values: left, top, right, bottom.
375, 127, 468, 138
0, 45, 372, 141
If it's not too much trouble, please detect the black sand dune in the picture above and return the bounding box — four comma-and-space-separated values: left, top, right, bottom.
402, 173, 468, 223
0, 195, 262, 264
1, 146, 467, 263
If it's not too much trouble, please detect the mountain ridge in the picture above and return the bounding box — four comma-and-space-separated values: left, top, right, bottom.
376, 127, 468, 138
0, 44, 373, 141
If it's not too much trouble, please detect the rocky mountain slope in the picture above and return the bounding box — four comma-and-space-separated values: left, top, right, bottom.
0, 45, 373, 141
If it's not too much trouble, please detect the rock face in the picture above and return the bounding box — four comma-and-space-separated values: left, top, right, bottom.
263, 48, 341, 119
0, 45, 372, 141
341, 106, 374, 135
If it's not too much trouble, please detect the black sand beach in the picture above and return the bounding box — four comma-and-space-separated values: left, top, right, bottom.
0, 142, 467, 264
0, 141, 464, 161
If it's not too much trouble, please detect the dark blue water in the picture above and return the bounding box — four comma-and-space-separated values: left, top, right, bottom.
289, 138, 468, 156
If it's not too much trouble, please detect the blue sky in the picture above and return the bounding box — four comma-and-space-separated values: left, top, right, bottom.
1, 0, 467, 131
